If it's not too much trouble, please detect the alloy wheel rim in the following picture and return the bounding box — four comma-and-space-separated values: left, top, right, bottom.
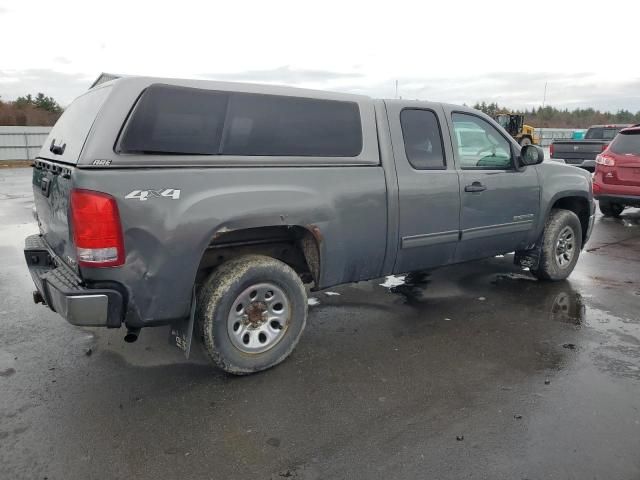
555, 226, 575, 268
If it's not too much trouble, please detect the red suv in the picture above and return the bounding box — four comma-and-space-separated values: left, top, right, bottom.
593, 124, 640, 217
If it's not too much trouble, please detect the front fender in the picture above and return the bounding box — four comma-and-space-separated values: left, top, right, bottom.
535, 162, 593, 238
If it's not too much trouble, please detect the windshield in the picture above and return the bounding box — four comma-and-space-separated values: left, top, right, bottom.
609, 132, 640, 155
496, 115, 509, 128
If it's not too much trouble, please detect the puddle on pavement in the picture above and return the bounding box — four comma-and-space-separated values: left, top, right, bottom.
374, 258, 640, 380
590, 311, 640, 381
494, 272, 640, 378
547, 291, 585, 326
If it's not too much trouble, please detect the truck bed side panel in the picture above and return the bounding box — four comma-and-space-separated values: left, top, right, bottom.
77, 166, 388, 325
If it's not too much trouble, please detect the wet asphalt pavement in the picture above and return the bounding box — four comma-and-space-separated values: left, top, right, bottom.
1, 167, 640, 480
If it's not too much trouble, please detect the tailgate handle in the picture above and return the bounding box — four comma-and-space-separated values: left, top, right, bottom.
465, 181, 487, 193
49, 139, 66, 155
40, 177, 51, 197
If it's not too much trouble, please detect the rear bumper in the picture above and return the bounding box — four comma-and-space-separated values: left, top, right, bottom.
551, 158, 596, 170
595, 194, 640, 207
24, 234, 123, 327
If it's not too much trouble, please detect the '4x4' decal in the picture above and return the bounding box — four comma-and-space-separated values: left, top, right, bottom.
125, 189, 181, 201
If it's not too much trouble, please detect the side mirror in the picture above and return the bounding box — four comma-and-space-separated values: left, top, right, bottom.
519, 144, 544, 166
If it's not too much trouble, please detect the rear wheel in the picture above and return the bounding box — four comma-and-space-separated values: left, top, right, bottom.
531, 209, 582, 281
519, 137, 532, 146
197, 255, 307, 375
599, 201, 624, 217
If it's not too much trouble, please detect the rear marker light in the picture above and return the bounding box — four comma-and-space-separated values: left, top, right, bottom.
70, 189, 125, 267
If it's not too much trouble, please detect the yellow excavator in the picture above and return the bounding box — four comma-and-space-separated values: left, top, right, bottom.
495, 113, 539, 146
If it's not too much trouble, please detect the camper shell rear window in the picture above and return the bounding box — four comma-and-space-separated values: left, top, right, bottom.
118, 84, 363, 157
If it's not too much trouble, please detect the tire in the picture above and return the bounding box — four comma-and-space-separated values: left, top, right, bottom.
519, 137, 532, 146
531, 209, 582, 281
599, 200, 624, 217
197, 255, 307, 375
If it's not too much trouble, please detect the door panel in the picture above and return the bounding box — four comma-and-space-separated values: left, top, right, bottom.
385, 101, 461, 273
446, 110, 540, 261
457, 169, 539, 259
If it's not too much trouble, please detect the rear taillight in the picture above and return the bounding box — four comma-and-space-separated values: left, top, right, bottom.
70, 189, 125, 267
550, 144, 554, 156
595, 154, 615, 166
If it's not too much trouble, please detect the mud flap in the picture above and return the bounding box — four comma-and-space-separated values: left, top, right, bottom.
515, 244, 541, 270
168, 289, 196, 359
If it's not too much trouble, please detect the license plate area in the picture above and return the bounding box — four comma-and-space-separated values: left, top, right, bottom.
618, 167, 640, 184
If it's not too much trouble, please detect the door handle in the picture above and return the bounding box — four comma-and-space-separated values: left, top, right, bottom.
464, 181, 486, 193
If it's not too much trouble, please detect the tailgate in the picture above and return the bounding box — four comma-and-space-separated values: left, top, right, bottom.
552, 141, 605, 159
32, 161, 77, 269
32, 86, 112, 270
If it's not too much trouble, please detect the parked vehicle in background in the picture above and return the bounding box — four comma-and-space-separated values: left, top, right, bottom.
24, 76, 594, 375
551, 124, 631, 171
495, 113, 539, 146
593, 124, 640, 216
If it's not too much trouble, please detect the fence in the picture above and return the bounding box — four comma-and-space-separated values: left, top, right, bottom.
0, 126, 51, 162
536, 128, 576, 147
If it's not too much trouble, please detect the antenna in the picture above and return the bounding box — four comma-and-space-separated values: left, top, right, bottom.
395, 80, 398, 99
541, 81, 548, 129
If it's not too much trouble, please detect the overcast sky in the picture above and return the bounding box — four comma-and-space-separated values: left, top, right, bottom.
1, 0, 639, 111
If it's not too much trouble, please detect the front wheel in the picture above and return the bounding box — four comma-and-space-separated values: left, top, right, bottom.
197, 255, 307, 375
519, 137, 532, 146
531, 209, 582, 281
599, 201, 624, 217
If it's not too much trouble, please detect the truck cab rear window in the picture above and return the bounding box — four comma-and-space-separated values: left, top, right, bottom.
585, 127, 620, 140
118, 85, 363, 157
400, 109, 445, 169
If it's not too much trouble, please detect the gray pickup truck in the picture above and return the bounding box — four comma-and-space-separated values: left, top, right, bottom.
551, 124, 631, 171
24, 76, 595, 374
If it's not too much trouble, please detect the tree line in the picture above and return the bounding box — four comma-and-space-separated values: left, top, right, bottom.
0, 93, 63, 126
2, 92, 639, 129
472, 101, 640, 129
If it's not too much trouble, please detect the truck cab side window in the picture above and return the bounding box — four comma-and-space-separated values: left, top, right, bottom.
400, 109, 446, 169
452, 113, 512, 169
